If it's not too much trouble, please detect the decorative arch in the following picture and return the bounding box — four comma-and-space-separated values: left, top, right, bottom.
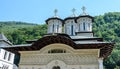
39, 43, 75, 54
31, 35, 77, 50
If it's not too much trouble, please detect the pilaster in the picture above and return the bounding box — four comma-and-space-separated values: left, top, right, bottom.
98, 58, 104, 69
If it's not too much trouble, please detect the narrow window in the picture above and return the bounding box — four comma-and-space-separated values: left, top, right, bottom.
8, 53, 12, 61
83, 22, 86, 31
79, 24, 81, 31
71, 25, 74, 35
88, 23, 90, 31
4, 51, 7, 60
53, 24, 54, 33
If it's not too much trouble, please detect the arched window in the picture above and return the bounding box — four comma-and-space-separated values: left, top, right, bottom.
83, 22, 86, 31
48, 49, 66, 53
71, 25, 74, 35
53, 24, 54, 33
53, 66, 60, 69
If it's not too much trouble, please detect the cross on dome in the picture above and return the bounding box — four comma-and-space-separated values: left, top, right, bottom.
71, 8, 76, 17
81, 6, 87, 15
54, 9, 58, 17
82, 6, 86, 13
72, 8, 76, 14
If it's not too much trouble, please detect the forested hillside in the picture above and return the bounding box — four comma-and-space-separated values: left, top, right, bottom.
0, 21, 37, 33
0, 12, 120, 69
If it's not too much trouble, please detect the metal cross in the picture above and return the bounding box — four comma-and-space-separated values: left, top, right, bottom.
71, 8, 76, 17
54, 9, 58, 16
72, 8, 76, 14
81, 6, 86, 13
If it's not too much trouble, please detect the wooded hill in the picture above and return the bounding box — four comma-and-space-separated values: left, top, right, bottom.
0, 21, 37, 33
0, 12, 120, 69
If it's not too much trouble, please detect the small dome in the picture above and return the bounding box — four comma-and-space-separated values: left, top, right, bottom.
75, 6, 94, 22
64, 8, 77, 22
45, 9, 63, 24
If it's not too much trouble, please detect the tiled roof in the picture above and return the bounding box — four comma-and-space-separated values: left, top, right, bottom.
0, 33, 12, 45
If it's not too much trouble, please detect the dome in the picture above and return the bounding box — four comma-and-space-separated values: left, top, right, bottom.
45, 9, 63, 24
64, 8, 77, 22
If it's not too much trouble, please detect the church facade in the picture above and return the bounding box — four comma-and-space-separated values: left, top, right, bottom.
3, 7, 114, 69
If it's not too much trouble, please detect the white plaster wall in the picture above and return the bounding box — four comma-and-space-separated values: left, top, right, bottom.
0, 49, 3, 59
77, 17, 92, 32
0, 61, 13, 69
19, 44, 100, 69
47, 19, 62, 34
64, 19, 77, 35
80, 65, 98, 69
76, 33, 93, 37
19, 65, 45, 69
0, 49, 15, 69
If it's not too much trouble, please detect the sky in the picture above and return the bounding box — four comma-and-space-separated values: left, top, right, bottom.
0, 0, 120, 24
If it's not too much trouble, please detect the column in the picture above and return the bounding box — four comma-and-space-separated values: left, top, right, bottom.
59, 24, 62, 33
47, 24, 50, 33
54, 25, 57, 33
49, 25, 53, 33
98, 58, 104, 69
80, 23, 83, 31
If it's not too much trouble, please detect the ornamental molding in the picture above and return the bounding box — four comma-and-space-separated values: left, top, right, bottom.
19, 53, 98, 65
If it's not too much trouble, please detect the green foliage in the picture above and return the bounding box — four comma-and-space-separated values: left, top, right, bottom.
93, 12, 120, 44
0, 21, 37, 33
93, 12, 120, 69
5, 24, 47, 44
0, 21, 47, 44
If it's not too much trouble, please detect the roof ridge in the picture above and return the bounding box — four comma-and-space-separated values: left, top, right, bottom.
0, 33, 12, 45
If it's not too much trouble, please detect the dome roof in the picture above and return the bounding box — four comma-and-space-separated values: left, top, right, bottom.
75, 6, 94, 22
64, 8, 77, 22
45, 9, 63, 24
45, 17, 63, 24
